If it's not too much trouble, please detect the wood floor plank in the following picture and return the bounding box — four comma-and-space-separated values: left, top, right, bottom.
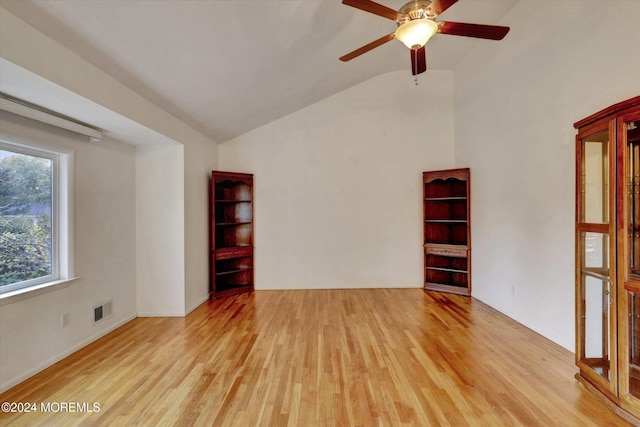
0, 289, 634, 426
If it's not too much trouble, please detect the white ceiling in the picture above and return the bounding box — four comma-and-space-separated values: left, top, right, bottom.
1, 0, 517, 143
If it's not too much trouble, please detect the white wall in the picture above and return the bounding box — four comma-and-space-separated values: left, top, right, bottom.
1, 6, 219, 314
135, 144, 186, 316
0, 7, 219, 390
135, 137, 217, 316
453, 0, 640, 351
220, 70, 455, 290
0, 113, 137, 391
184, 139, 217, 312
134, 139, 216, 316
132, 132, 217, 318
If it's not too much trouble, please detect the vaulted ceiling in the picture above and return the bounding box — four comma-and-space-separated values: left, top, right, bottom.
1, 0, 517, 143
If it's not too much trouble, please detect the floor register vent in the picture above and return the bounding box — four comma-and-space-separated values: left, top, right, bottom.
93, 300, 113, 324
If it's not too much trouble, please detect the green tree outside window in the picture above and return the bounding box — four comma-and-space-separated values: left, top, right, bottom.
0, 150, 53, 286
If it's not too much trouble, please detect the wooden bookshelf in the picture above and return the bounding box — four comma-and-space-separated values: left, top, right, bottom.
210, 171, 254, 299
423, 168, 471, 296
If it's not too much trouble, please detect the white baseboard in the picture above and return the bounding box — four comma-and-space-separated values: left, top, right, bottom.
136, 311, 185, 317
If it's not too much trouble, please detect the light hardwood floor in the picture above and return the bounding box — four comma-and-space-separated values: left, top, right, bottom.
0, 289, 631, 426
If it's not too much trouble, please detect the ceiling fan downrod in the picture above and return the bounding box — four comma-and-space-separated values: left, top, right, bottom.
412, 49, 419, 85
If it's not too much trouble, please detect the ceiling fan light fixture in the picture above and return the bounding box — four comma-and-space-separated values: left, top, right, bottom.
395, 18, 438, 50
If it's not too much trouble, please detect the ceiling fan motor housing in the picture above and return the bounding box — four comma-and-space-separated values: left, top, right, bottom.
398, 0, 437, 25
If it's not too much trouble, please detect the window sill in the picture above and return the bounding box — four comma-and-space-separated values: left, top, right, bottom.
0, 277, 79, 305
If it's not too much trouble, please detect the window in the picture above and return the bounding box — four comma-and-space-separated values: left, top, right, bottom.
0, 141, 74, 296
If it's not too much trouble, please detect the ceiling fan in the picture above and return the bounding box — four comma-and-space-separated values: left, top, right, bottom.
339, 0, 510, 76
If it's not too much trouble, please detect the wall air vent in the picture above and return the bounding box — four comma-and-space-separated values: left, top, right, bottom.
93, 300, 113, 324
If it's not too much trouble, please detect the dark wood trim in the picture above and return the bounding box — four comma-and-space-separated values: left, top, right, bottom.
422, 168, 469, 183
576, 223, 611, 233
574, 95, 640, 129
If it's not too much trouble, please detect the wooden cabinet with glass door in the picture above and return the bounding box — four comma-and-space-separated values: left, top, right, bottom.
575, 95, 640, 423
617, 98, 640, 418
575, 114, 617, 400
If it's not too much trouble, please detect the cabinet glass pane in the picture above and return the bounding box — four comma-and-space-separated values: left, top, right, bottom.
628, 121, 640, 275
583, 275, 610, 378
581, 131, 609, 224
583, 232, 609, 270
629, 292, 640, 398
580, 232, 611, 381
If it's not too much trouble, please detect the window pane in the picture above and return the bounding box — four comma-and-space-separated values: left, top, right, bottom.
0, 149, 53, 287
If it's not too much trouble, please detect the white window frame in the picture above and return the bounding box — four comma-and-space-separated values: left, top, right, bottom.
0, 140, 75, 298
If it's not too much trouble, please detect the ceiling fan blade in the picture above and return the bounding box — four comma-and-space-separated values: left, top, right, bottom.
342, 0, 400, 21
339, 32, 396, 62
439, 22, 510, 40
410, 46, 427, 75
429, 0, 458, 16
